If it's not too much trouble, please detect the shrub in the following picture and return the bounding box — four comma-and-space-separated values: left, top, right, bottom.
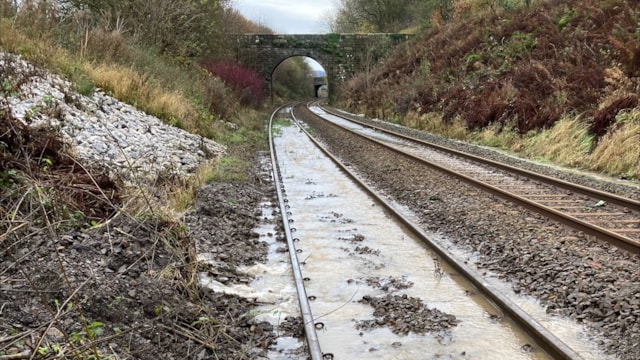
202, 60, 264, 108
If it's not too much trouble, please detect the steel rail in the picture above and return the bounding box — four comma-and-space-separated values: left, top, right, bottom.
292, 103, 583, 360
318, 104, 640, 212
269, 103, 324, 360
309, 104, 640, 255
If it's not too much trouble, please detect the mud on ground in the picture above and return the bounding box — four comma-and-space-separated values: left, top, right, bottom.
0, 117, 285, 359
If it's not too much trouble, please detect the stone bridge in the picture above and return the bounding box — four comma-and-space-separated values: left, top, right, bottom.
232, 33, 413, 102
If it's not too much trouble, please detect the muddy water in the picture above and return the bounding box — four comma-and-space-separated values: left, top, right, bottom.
198, 112, 606, 359
265, 118, 550, 359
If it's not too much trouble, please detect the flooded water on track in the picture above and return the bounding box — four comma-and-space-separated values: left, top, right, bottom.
199, 109, 608, 359
266, 118, 550, 359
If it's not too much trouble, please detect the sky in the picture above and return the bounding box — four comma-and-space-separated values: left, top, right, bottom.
233, 0, 336, 34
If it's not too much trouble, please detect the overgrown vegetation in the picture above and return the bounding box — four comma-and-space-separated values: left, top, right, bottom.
328, 0, 536, 33
0, 1, 279, 358
0, 0, 280, 206
0, 0, 270, 141
202, 60, 265, 108
337, 0, 640, 179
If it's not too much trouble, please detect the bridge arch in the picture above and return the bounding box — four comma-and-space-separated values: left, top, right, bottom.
232, 33, 413, 102
270, 55, 327, 98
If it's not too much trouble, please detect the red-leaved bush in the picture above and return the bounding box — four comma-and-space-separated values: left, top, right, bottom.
202, 60, 264, 107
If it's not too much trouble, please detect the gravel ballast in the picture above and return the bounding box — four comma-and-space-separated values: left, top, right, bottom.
299, 107, 640, 359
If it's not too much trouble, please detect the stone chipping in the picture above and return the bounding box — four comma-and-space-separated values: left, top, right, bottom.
1, 52, 225, 185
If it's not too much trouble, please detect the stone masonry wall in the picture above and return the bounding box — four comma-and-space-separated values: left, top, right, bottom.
233, 33, 413, 102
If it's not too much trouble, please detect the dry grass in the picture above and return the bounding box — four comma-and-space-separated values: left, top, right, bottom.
470, 111, 639, 179
405, 111, 468, 140
473, 120, 521, 150
166, 162, 220, 212
519, 116, 593, 166
588, 109, 640, 178
84, 63, 198, 127
0, 20, 70, 72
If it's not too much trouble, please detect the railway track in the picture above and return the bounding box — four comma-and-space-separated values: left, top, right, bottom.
268, 104, 324, 359
267, 103, 634, 359
307, 102, 640, 255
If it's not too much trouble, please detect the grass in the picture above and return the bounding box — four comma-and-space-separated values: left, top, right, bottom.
84, 63, 198, 128
404, 111, 468, 140
473, 120, 520, 150
166, 164, 218, 212
209, 156, 251, 182
401, 104, 639, 180
518, 116, 593, 166
587, 109, 640, 179
469, 113, 639, 179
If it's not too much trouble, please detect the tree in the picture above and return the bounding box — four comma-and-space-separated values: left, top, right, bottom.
328, 0, 461, 33
330, 0, 416, 33
220, 7, 274, 34
60, 0, 232, 58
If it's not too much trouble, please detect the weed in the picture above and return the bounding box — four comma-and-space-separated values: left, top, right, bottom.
273, 117, 293, 127
420, 59, 431, 78
209, 156, 249, 182
382, 162, 395, 170
73, 74, 96, 96
37, 343, 63, 356
86, 321, 105, 339
0, 169, 19, 190
464, 52, 482, 65
191, 316, 219, 327
1, 78, 17, 97
154, 305, 171, 317
42, 92, 55, 107
557, 6, 575, 30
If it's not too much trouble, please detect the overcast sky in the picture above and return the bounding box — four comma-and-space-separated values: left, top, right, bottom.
233, 0, 336, 34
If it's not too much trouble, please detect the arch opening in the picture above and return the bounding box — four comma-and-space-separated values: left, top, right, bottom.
271, 56, 328, 101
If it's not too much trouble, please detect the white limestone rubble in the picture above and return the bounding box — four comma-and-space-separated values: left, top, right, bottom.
1, 52, 225, 185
